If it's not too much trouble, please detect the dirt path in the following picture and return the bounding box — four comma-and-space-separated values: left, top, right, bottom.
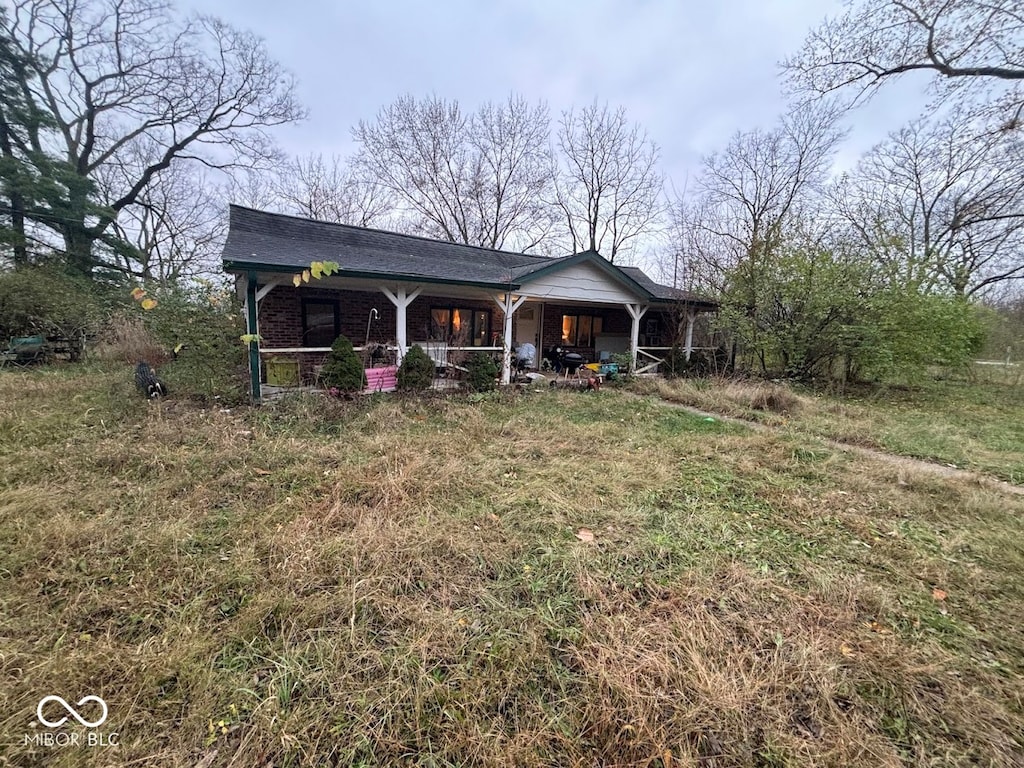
643, 395, 1024, 497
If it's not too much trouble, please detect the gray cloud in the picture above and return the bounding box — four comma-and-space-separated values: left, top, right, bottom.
195, 0, 931, 196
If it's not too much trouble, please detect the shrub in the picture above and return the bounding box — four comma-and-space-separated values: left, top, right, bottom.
0, 267, 111, 358
660, 347, 722, 378
662, 346, 688, 378
397, 345, 435, 391
610, 351, 634, 376
465, 352, 499, 392
137, 283, 248, 404
321, 335, 366, 393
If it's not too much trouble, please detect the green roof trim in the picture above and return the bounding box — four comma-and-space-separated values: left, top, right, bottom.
222, 260, 521, 292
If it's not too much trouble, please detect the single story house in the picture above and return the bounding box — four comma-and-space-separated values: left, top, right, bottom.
221, 205, 717, 399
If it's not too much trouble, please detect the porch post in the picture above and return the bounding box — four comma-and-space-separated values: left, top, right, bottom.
684, 309, 695, 361
380, 285, 422, 364
624, 302, 649, 372
246, 271, 261, 403
493, 292, 528, 385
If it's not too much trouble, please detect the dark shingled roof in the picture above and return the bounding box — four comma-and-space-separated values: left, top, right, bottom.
619, 266, 712, 305
222, 205, 548, 288
222, 205, 716, 307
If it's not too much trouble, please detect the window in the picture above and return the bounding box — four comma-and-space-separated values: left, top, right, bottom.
561, 314, 603, 347
302, 299, 340, 347
431, 307, 492, 346
642, 318, 662, 345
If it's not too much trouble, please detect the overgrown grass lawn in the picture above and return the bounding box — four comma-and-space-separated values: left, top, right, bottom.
1, 366, 1023, 766
641, 369, 1024, 483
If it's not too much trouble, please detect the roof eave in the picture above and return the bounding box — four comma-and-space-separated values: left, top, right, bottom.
649, 296, 719, 310
222, 259, 522, 292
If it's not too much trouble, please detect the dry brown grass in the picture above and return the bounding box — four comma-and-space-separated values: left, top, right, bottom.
93, 313, 168, 364
573, 566, 1021, 767
636, 376, 809, 422
1, 366, 1022, 766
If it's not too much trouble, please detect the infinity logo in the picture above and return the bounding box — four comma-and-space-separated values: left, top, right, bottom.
36, 696, 109, 728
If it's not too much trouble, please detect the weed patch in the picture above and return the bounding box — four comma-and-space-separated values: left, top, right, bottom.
1, 368, 1022, 766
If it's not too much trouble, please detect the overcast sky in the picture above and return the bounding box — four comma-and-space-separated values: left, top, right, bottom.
196, 0, 934, 266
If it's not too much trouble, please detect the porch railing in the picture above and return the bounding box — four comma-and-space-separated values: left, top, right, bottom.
258, 344, 503, 356
635, 346, 717, 374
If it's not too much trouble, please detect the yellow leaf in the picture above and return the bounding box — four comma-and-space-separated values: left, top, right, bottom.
310, 261, 323, 279
292, 274, 302, 287
840, 642, 855, 657
140, 298, 158, 310
130, 287, 146, 301
302, 270, 310, 283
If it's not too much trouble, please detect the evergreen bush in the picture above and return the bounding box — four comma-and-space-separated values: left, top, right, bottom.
465, 353, 499, 392
397, 345, 435, 391
140, 283, 247, 403
321, 335, 366, 393
662, 346, 688, 378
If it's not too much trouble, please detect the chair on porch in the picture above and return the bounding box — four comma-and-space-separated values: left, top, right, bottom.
419, 340, 450, 374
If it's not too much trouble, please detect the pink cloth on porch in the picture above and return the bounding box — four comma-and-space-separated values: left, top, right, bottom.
364, 365, 398, 393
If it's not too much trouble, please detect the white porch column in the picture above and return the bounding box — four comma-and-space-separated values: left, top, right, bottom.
380, 285, 422, 364
492, 292, 528, 385
624, 302, 649, 372
684, 309, 695, 361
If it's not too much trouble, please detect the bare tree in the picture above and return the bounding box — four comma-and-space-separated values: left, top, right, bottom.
228, 168, 281, 213
353, 93, 555, 251
4, 0, 304, 276
664, 196, 732, 295
689, 105, 844, 271
553, 102, 663, 263
785, 0, 1024, 128
671, 105, 845, 372
97, 152, 226, 284
834, 111, 1024, 296
275, 153, 393, 228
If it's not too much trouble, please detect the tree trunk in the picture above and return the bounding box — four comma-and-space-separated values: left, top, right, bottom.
61, 184, 98, 278
6, 188, 27, 265
61, 223, 97, 278
0, 115, 28, 265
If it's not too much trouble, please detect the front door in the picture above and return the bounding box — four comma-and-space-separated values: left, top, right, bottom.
514, 302, 540, 367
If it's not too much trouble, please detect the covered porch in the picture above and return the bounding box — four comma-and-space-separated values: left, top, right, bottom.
238, 272, 713, 400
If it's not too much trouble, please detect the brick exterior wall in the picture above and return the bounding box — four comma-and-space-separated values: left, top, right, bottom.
257, 286, 499, 383
256, 285, 715, 383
